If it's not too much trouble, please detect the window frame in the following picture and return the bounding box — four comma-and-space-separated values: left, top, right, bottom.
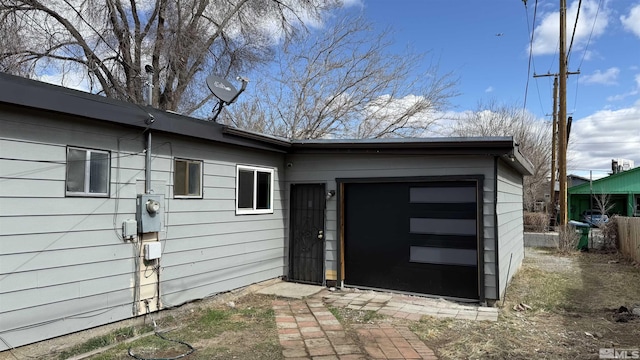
173, 158, 204, 199
235, 165, 275, 215
65, 146, 111, 197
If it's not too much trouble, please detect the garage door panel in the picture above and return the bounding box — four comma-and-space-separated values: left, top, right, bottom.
409, 218, 476, 236
408, 203, 477, 218
344, 181, 480, 300
409, 246, 477, 266
409, 186, 476, 203
408, 234, 478, 249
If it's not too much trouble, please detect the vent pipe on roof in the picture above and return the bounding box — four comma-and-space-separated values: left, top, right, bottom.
145, 65, 154, 106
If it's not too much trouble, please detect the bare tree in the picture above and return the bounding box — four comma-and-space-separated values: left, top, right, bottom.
0, 0, 336, 113
220, 12, 458, 139
446, 100, 551, 211
593, 192, 615, 217
0, 6, 30, 75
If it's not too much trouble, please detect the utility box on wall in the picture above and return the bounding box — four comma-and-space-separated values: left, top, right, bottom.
144, 242, 162, 260
137, 194, 164, 233
122, 219, 138, 239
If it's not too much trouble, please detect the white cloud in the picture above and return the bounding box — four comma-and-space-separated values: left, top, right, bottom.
568, 101, 640, 172
620, 3, 640, 38
531, 0, 609, 56
485, 86, 494, 93
607, 90, 639, 102
340, 0, 364, 8
606, 73, 640, 101
38, 71, 91, 92
580, 67, 619, 85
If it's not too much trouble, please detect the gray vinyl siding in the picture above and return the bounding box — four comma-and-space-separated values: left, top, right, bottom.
496, 159, 525, 299
0, 110, 286, 350
283, 153, 499, 299
149, 133, 287, 307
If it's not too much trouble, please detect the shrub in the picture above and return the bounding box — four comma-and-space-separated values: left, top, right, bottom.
524, 211, 548, 232
600, 215, 618, 250
557, 224, 580, 254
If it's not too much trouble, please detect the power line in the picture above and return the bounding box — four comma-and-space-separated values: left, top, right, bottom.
523, 0, 539, 112
547, 40, 559, 74
523, 0, 549, 116
533, 68, 547, 115
577, 0, 603, 70
570, 0, 603, 116
567, 0, 582, 63
59, 0, 140, 94
571, 141, 640, 144
571, 73, 580, 113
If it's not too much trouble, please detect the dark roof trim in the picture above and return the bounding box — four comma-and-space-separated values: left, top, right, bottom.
0, 72, 287, 153
222, 126, 292, 147
289, 137, 534, 176
292, 136, 515, 148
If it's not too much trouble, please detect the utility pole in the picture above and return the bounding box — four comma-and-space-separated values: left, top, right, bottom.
530, 1, 577, 226
550, 76, 558, 218
558, 0, 568, 225
533, 71, 578, 224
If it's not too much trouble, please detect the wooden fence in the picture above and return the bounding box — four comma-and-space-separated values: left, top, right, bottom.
617, 217, 640, 262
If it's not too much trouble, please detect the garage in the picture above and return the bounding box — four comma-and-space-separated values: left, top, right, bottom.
285, 137, 533, 302
343, 178, 481, 300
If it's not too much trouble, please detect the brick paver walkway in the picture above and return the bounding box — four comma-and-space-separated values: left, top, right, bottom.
354, 324, 437, 360
273, 299, 438, 359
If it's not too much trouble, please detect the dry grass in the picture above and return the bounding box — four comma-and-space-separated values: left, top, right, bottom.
411, 249, 640, 360
557, 224, 581, 253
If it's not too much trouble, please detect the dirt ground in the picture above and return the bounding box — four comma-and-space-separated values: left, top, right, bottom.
411, 248, 640, 359
2, 249, 639, 360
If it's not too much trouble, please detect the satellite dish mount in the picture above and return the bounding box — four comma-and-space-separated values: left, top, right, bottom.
206, 75, 248, 122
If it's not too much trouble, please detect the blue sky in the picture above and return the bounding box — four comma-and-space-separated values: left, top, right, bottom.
354, 0, 640, 176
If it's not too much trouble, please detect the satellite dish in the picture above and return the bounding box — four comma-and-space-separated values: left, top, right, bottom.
206, 75, 238, 104
205, 74, 249, 122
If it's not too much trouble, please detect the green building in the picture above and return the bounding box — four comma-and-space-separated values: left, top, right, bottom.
568, 167, 640, 220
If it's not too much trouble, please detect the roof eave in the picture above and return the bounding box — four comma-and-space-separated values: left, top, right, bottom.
0, 72, 286, 153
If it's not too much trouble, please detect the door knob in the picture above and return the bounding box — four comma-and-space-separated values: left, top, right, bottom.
317, 230, 324, 239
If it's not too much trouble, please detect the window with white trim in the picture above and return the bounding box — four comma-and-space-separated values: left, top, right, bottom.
66, 147, 110, 197
174, 158, 203, 198
236, 165, 274, 214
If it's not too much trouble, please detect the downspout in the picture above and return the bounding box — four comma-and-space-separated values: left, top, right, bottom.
493, 156, 500, 301
145, 65, 154, 194
145, 131, 152, 193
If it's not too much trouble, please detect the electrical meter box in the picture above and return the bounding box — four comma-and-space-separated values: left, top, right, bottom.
137, 194, 163, 233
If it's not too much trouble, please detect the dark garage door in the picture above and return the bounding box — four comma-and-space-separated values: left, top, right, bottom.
344, 181, 480, 300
